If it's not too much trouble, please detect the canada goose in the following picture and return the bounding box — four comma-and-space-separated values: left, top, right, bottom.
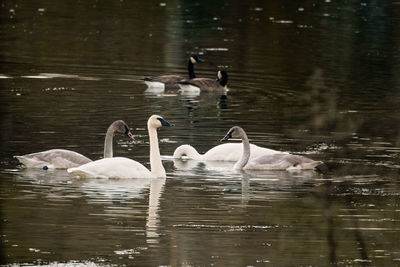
221, 126, 323, 170
173, 143, 282, 161
68, 115, 174, 178
178, 70, 228, 94
14, 120, 134, 169
143, 55, 203, 90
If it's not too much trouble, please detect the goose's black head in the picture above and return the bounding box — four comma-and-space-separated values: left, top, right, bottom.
217, 70, 228, 86
190, 55, 204, 64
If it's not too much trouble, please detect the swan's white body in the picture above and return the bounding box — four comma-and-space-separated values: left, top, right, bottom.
14, 120, 133, 169
173, 143, 282, 161
68, 157, 154, 178
222, 126, 323, 171
68, 115, 172, 179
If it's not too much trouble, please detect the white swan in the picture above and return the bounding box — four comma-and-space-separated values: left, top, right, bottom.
68, 115, 173, 178
173, 142, 282, 162
14, 120, 134, 169
221, 126, 324, 170
143, 55, 203, 90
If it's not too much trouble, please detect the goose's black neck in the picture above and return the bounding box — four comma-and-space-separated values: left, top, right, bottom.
219, 74, 228, 86
188, 59, 196, 79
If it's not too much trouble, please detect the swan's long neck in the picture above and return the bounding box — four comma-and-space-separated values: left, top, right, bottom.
103, 127, 115, 158
173, 145, 202, 160
188, 59, 196, 79
234, 131, 250, 169
149, 126, 166, 177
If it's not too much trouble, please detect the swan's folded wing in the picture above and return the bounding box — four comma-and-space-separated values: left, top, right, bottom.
15, 149, 92, 169
68, 157, 153, 178
204, 143, 242, 161
246, 153, 322, 170
249, 144, 284, 160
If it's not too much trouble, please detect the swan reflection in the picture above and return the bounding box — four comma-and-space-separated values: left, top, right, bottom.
146, 177, 166, 243
79, 177, 151, 200
15, 168, 166, 246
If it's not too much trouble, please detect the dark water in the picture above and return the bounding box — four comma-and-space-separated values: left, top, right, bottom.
1, 0, 400, 265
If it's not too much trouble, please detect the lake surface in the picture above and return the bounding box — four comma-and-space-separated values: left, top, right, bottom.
1, 0, 400, 266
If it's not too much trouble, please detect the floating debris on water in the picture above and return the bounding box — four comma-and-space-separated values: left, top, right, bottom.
43, 87, 75, 91
21, 75, 50, 79
273, 20, 294, 24
204, 47, 229, 51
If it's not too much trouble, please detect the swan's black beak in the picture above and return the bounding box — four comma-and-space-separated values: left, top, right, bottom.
126, 131, 135, 140
124, 125, 135, 140
158, 118, 174, 127
220, 132, 232, 142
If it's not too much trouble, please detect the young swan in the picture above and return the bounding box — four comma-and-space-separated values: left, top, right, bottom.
14, 120, 134, 169
221, 126, 323, 170
143, 55, 204, 90
173, 142, 282, 162
178, 70, 228, 94
68, 115, 174, 178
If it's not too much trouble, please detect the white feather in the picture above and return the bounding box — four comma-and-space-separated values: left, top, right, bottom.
68, 157, 153, 178
173, 143, 283, 162
144, 81, 165, 89
178, 84, 201, 95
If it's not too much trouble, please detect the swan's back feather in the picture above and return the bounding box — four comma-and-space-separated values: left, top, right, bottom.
173, 143, 282, 161
68, 157, 153, 179
245, 153, 323, 170
172, 145, 201, 160
203, 143, 281, 161
15, 149, 92, 169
